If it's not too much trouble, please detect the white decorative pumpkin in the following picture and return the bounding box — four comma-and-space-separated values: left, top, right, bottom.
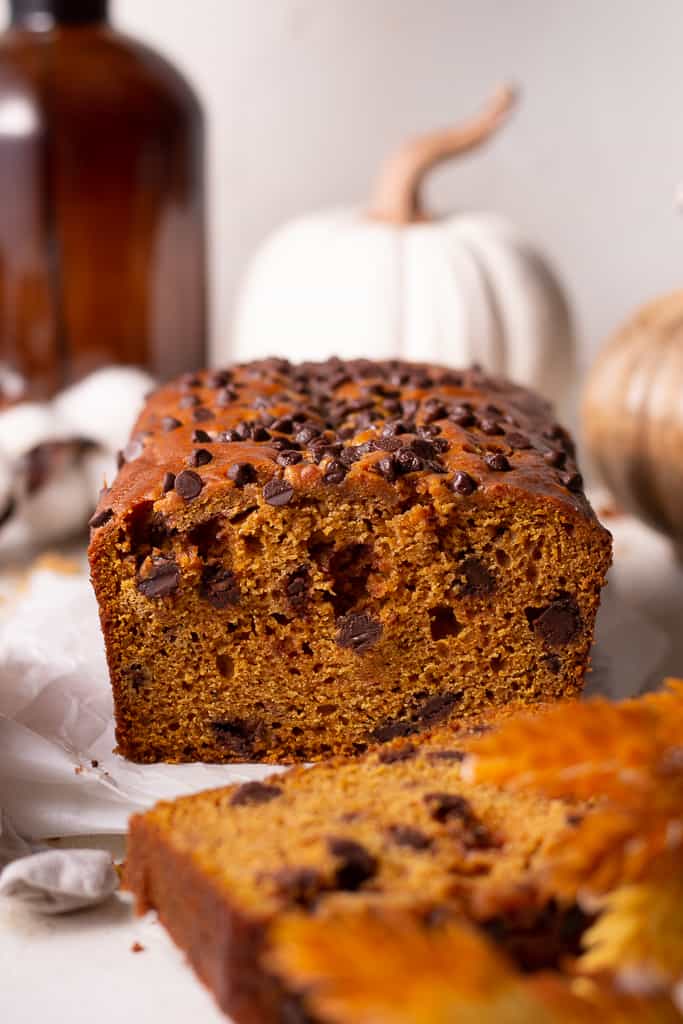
232, 86, 575, 411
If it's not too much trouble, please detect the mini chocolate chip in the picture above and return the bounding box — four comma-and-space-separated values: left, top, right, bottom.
428, 749, 466, 762
200, 564, 240, 608
227, 462, 256, 486
294, 425, 321, 444
271, 867, 324, 908
526, 595, 581, 647
327, 837, 377, 890
479, 418, 503, 435
451, 407, 475, 427
188, 448, 213, 467
451, 471, 477, 495
136, 556, 180, 599
460, 557, 495, 595
386, 825, 432, 850
220, 429, 242, 443
286, 567, 309, 610
422, 400, 447, 424
179, 373, 201, 388
88, 507, 113, 528
543, 448, 566, 468
263, 477, 295, 506
193, 406, 215, 422
323, 459, 347, 484
373, 455, 398, 482
369, 718, 418, 743
378, 743, 416, 764
123, 438, 144, 462
192, 428, 212, 443
561, 471, 584, 493
336, 613, 382, 653
175, 469, 203, 500
484, 453, 511, 472
216, 388, 237, 407
179, 394, 199, 409
271, 417, 294, 434
162, 472, 176, 493
376, 436, 403, 452
206, 370, 231, 388
277, 450, 303, 467
424, 792, 473, 824
251, 425, 271, 442
417, 692, 461, 724
506, 432, 531, 449
161, 416, 182, 432
230, 781, 281, 806
395, 447, 422, 474
409, 438, 436, 460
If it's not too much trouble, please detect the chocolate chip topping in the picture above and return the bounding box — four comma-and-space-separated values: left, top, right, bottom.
271, 867, 324, 908
526, 595, 582, 647
230, 781, 281, 806
336, 613, 382, 653
188, 448, 213, 467
192, 406, 214, 422
561, 471, 584, 493
451, 471, 477, 495
227, 462, 256, 486
200, 564, 240, 608
192, 428, 212, 443
386, 824, 432, 850
263, 477, 295, 506
327, 837, 377, 890
179, 393, 199, 409
277, 450, 303, 467
136, 556, 180, 599
162, 471, 176, 493
161, 416, 182, 432
323, 459, 347, 484
89, 507, 113, 529
174, 469, 204, 500
484, 452, 511, 472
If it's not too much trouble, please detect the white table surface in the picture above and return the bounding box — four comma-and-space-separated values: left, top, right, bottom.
2, 508, 683, 1024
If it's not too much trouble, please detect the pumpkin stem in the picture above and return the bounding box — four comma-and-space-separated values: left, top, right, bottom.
368, 84, 518, 224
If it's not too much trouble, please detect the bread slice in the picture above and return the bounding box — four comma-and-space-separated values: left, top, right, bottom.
126, 723, 581, 1024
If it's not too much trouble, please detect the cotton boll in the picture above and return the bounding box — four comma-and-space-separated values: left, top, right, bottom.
54, 366, 155, 452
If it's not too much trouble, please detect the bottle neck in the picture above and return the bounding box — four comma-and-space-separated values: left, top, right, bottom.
10, 0, 109, 27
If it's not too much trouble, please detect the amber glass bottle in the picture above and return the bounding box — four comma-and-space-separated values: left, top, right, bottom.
0, 0, 207, 399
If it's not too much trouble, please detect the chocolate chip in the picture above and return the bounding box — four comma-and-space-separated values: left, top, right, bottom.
89, 507, 113, 528
219, 429, 241, 443
327, 837, 377, 890
271, 867, 324, 909
175, 469, 203, 500
179, 373, 201, 388
373, 455, 398, 482
227, 462, 256, 486
376, 436, 403, 452
451, 471, 477, 495
123, 439, 144, 462
543, 448, 566, 469
192, 406, 214, 422
192, 428, 212, 443
206, 370, 231, 389
479, 418, 503, 435
200, 565, 240, 608
370, 718, 418, 743
294, 425, 321, 444
162, 472, 176, 493
251, 425, 271, 442
506, 432, 531, 449
386, 825, 432, 850
188, 448, 213, 467
161, 416, 182, 432
230, 781, 281, 806
451, 406, 475, 427
271, 417, 294, 434
276, 450, 303, 467
561, 471, 583, 493
394, 447, 422, 475
136, 556, 180, 599
526, 595, 581, 647
216, 387, 237, 407
286, 567, 309, 610
484, 453, 511, 472
377, 743, 416, 764
179, 394, 199, 409
417, 692, 461, 724
428, 749, 466, 762
460, 557, 495, 596
263, 477, 295, 506
423, 792, 494, 848
323, 459, 347, 484
336, 613, 382, 653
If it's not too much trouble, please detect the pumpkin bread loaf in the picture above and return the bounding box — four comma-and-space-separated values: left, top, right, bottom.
126, 723, 585, 1024
88, 358, 611, 763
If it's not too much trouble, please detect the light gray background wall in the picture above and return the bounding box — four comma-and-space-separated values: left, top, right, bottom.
4, 0, 683, 367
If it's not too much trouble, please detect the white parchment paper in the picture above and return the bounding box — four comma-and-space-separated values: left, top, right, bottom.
0, 561, 669, 839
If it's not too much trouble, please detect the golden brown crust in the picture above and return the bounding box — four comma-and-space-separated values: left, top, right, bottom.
89, 359, 611, 763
